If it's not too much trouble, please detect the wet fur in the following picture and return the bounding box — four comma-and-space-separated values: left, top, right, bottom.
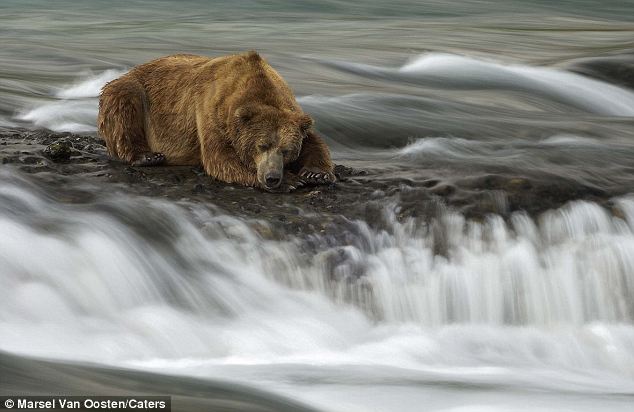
97, 51, 333, 188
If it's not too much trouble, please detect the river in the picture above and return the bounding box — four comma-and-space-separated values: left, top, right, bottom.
1, 1, 634, 411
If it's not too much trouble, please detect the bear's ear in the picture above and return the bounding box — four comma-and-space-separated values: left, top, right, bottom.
235, 106, 256, 123
298, 114, 314, 133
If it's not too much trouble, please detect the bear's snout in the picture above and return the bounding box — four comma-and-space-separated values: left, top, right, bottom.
265, 171, 282, 188
257, 150, 284, 190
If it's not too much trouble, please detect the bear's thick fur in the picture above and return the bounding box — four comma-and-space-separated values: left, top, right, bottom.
98, 52, 334, 191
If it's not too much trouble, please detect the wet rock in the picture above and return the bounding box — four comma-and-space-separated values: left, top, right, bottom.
611, 204, 626, 220
43, 141, 72, 162
0, 127, 625, 231
430, 184, 456, 196
476, 190, 509, 216
422, 179, 440, 188
334, 164, 367, 181
506, 178, 532, 191
251, 222, 275, 239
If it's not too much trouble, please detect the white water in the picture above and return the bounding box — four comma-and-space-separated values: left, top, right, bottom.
4, 52, 634, 412
1, 170, 633, 411
326, 52, 634, 116
13, 52, 634, 134
16, 69, 124, 132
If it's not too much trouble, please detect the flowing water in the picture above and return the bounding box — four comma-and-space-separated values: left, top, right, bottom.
2, 1, 634, 411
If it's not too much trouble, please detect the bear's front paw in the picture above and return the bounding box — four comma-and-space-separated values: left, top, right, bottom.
131, 152, 166, 167
265, 172, 307, 193
299, 167, 336, 185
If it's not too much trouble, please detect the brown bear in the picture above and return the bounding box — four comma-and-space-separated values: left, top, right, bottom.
97, 51, 335, 191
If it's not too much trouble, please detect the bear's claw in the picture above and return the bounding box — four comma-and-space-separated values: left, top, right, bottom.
132, 152, 166, 167
299, 167, 336, 185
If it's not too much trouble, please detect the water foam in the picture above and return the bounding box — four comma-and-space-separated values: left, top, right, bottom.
324, 53, 634, 116
0, 170, 633, 395
17, 69, 125, 132
54, 69, 123, 99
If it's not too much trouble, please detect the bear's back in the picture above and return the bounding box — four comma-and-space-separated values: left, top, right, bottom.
126, 52, 297, 109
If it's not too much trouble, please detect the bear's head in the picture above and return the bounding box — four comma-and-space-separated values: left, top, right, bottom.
232, 105, 313, 190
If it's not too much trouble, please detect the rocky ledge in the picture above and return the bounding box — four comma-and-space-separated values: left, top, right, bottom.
0, 127, 621, 235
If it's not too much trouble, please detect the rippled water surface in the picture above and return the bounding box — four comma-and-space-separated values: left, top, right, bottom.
1, 1, 634, 411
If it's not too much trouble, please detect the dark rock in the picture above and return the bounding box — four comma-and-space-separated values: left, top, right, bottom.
43, 141, 72, 162
0, 127, 624, 235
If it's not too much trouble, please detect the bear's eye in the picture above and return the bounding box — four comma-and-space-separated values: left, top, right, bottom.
281, 149, 290, 156
258, 143, 271, 151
